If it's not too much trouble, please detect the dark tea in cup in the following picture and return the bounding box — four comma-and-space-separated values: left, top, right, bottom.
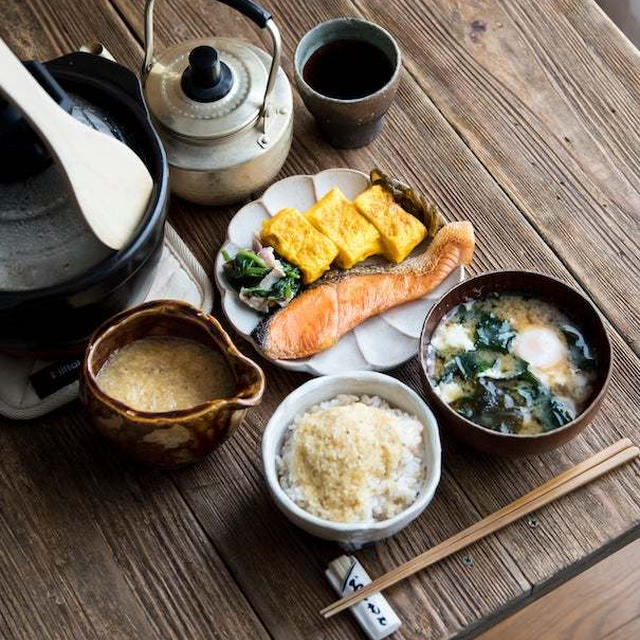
294, 18, 402, 148
302, 39, 395, 100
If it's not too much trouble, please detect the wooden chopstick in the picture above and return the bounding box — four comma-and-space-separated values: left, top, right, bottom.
321, 439, 638, 618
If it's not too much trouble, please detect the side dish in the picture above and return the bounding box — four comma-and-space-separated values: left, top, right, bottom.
222, 244, 302, 312
305, 187, 382, 269
96, 336, 235, 412
221, 168, 475, 361
354, 184, 427, 263
223, 169, 445, 290
427, 295, 597, 434
255, 221, 474, 359
277, 394, 426, 523
260, 207, 338, 284
369, 168, 444, 239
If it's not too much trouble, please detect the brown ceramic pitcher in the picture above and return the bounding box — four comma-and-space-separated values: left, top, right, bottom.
80, 300, 265, 469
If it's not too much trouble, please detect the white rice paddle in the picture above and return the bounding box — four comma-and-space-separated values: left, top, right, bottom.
0, 38, 153, 250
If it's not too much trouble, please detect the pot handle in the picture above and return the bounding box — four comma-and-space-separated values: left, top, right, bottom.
78, 42, 116, 62
142, 0, 282, 119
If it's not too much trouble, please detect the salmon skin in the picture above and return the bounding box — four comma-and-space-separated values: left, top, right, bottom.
253, 221, 475, 360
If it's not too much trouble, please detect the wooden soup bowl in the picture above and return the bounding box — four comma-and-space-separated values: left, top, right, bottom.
418, 271, 612, 456
80, 300, 265, 468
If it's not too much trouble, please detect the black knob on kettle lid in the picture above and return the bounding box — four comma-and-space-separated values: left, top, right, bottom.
181, 45, 233, 103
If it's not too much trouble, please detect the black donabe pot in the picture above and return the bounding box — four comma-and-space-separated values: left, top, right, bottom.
0, 51, 168, 357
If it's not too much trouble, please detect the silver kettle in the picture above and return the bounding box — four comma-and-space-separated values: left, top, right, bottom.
141, 0, 293, 205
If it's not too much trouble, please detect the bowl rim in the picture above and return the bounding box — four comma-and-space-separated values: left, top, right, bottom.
418, 269, 613, 441
293, 17, 403, 105
82, 299, 265, 421
261, 370, 442, 533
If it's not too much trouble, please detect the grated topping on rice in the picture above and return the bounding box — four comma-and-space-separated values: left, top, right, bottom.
276, 394, 426, 523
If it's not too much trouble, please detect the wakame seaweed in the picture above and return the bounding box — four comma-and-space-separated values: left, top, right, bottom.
475, 312, 516, 352
561, 324, 596, 371
439, 351, 495, 381
450, 372, 571, 434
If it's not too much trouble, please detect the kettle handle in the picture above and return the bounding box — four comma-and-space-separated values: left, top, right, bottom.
217, 0, 271, 28
142, 0, 282, 118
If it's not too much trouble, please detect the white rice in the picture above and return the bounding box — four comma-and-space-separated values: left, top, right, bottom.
276, 394, 426, 523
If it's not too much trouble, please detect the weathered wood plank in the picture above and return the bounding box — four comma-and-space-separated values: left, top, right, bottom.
3, 0, 640, 638
0, 407, 271, 640
108, 0, 640, 638
477, 538, 640, 640
602, 615, 640, 640
349, 0, 640, 352
175, 412, 534, 639
1, 0, 140, 68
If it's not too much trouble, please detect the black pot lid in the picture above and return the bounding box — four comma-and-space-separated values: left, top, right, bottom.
0, 62, 126, 291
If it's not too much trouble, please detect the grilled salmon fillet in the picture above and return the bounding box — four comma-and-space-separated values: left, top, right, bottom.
253, 221, 475, 360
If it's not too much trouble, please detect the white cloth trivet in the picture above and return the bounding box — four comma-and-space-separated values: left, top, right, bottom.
0, 224, 213, 420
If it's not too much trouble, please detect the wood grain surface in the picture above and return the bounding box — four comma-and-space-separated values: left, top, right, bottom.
603, 616, 640, 640
0, 0, 639, 639
478, 537, 640, 640
0, 408, 269, 640
352, 0, 640, 354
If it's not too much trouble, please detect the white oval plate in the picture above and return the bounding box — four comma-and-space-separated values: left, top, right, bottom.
215, 168, 464, 376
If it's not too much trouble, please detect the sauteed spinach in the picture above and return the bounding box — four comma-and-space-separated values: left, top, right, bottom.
222, 248, 271, 287
222, 248, 302, 312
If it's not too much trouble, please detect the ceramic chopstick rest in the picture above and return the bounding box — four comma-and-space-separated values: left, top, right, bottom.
325, 555, 401, 639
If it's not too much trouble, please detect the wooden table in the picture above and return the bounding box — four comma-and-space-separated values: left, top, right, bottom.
478, 538, 640, 640
1, 1, 639, 638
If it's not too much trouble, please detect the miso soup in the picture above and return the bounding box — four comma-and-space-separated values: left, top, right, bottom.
426, 295, 597, 435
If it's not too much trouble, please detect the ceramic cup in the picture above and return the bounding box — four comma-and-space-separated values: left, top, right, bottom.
294, 18, 402, 148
